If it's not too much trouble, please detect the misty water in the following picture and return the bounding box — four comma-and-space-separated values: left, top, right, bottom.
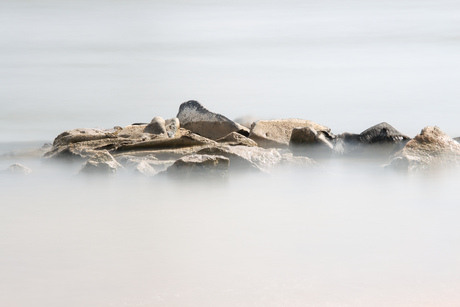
1, 0, 460, 306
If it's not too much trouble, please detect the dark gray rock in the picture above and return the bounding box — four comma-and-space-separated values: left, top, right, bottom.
177, 100, 249, 140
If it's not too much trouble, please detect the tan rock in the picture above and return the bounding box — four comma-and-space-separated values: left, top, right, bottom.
249, 119, 331, 148
216, 132, 258, 147
165, 154, 229, 178
387, 126, 460, 172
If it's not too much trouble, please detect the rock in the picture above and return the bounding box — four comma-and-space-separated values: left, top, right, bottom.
341, 122, 410, 144
387, 126, 460, 172
133, 161, 158, 177
165, 117, 180, 138
216, 132, 258, 147
280, 152, 316, 166
79, 151, 124, 175
197, 145, 285, 172
289, 126, 334, 157
4, 163, 32, 175
52, 127, 120, 147
144, 117, 167, 135
114, 129, 217, 153
454, 137, 460, 143
116, 155, 173, 173
177, 100, 249, 140
335, 122, 410, 157
249, 119, 331, 148
165, 154, 229, 178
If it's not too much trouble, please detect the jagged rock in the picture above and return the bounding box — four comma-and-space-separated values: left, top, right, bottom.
387, 126, 460, 172
177, 100, 249, 140
165, 117, 180, 138
197, 145, 285, 172
249, 119, 331, 148
4, 163, 32, 175
280, 152, 316, 166
79, 151, 124, 175
165, 154, 229, 178
216, 132, 258, 147
116, 155, 174, 173
144, 117, 167, 135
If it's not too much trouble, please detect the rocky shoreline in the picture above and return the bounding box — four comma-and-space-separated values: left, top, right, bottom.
4, 100, 460, 177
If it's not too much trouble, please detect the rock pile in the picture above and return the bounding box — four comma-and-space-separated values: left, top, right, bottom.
37, 100, 460, 177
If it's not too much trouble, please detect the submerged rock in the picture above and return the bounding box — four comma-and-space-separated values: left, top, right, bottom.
249, 119, 331, 148
176, 100, 249, 140
336, 122, 410, 157
387, 126, 460, 172
4, 163, 32, 175
79, 151, 124, 175
289, 126, 334, 157
165, 154, 229, 178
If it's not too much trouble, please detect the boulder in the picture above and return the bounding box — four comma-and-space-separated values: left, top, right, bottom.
79, 151, 124, 175
249, 119, 331, 148
335, 122, 410, 157
165, 154, 229, 178
176, 100, 249, 140
133, 161, 158, 177
289, 126, 334, 157
387, 126, 460, 172
4, 163, 32, 175
144, 117, 167, 135
216, 132, 258, 147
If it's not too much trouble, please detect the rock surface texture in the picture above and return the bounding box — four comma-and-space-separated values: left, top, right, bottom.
249, 119, 331, 148
165, 154, 229, 178
79, 151, 124, 175
176, 100, 249, 140
387, 126, 460, 172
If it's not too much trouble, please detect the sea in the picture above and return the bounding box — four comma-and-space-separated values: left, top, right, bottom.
1, 0, 460, 306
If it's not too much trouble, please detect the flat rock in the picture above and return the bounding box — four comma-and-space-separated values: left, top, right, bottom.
387, 126, 460, 172
198, 145, 284, 172
249, 119, 331, 148
216, 132, 258, 147
79, 151, 124, 175
177, 100, 249, 140
165, 154, 229, 178
52, 127, 120, 147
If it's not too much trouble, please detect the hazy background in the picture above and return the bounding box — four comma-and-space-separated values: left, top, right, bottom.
1, 1, 460, 307
1, 0, 460, 142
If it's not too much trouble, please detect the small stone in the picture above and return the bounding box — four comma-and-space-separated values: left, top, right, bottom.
79, 151, 124, 175
144, 117, 167, 135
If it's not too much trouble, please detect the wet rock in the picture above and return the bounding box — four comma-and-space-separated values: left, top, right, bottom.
165, 154, 229, 178
79, 151, 124, 175
216, 132, 258, 147
249, 119, 331, 148
387, 126, 460, 172
4, 163, 32, 175
177, 100, 249, 140
144, 117, 167, 135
